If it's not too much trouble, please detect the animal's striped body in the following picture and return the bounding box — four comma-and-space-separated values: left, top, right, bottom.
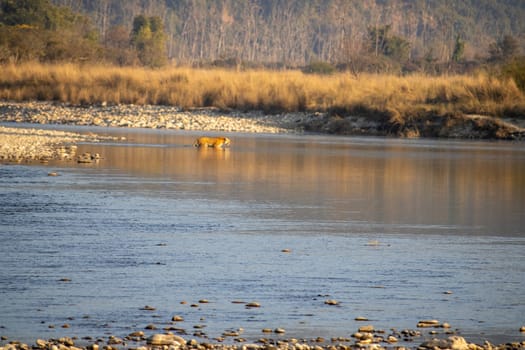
194, 137, 231, 148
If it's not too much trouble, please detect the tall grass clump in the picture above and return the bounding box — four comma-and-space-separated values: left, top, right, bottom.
1, 62, 524, 121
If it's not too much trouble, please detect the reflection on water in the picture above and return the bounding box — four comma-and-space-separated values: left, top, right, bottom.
0, 127, 524, 346
80, 130, 524, 236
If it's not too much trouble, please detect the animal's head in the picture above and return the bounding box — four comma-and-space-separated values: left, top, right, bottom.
222, 137, 231, 146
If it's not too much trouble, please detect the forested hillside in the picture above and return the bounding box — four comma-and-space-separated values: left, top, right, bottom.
50, 0, 525, 66
1, 0, 524, 74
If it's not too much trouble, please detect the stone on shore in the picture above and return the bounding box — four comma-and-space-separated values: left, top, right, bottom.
146, 333, 186, 346
0, 126, 112, 163
419, 336, 469, 350
0, 101, 308, 135
358, 325, 374, 333
417, 319, 445, 328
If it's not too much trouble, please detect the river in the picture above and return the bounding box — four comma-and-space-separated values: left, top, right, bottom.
1, 127, 524, 346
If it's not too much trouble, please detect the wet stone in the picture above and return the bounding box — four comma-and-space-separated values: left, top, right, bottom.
141, 305, 156, 311
246, 302, 261, 308
358, 325, 374, 333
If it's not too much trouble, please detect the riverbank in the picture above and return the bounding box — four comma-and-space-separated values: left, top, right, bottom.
0, 100, 309, 162
1, 329, 524, 350
2, 63, 525, 138
1, 101, 525, 144
0, 101, 307, 134
0, 125, 117, 163
1, 325, 524, 350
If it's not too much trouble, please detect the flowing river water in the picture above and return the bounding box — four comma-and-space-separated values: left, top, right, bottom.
1, 126, 524, 346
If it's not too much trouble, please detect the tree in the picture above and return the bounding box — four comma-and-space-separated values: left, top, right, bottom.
368, 24, 391, 57
0, 0, 100, 63
385, 35, 410, 62
489, 35, 519, 63
0, 0, 52, 27
500, 35, 519, 60
451, 35, 464, 62
130, 15, 167, 67
105, 25, 136, 65
367, 24, 410, 62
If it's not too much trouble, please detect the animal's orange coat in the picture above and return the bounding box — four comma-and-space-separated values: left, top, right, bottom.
194, 137, 231, 148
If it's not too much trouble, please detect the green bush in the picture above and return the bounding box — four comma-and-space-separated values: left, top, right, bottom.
303, 61, 336, 75
502, 58, 525, 93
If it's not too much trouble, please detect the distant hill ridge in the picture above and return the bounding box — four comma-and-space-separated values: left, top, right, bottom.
51, 0, 524, 64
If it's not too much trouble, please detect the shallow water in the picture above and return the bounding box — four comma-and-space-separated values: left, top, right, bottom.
1, 127, 524, 345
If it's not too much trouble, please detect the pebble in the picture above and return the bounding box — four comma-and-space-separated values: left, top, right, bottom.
0, 125, 113, 163
128, 331, 145, 338
0, 101, 311, 137
107, 336, 123, 345
141, 305, 156, 311
420, 336, 469, 350
245, 302, 261, 308
358, 325, 374, 333
147, 333, 186, 346
417, 319, 442, 328
77, 152, 100, 164
386, 335, 398, 343
35, 339, 47, 348
355, 316, 369, 321
223, 330, 240, 337
4, 336, 512, 350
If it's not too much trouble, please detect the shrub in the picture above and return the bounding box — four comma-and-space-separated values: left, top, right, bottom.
502, 58, 525, 93
303, 61, 337, 75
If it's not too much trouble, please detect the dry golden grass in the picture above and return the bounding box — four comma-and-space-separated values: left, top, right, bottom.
1, 62, 524, 121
